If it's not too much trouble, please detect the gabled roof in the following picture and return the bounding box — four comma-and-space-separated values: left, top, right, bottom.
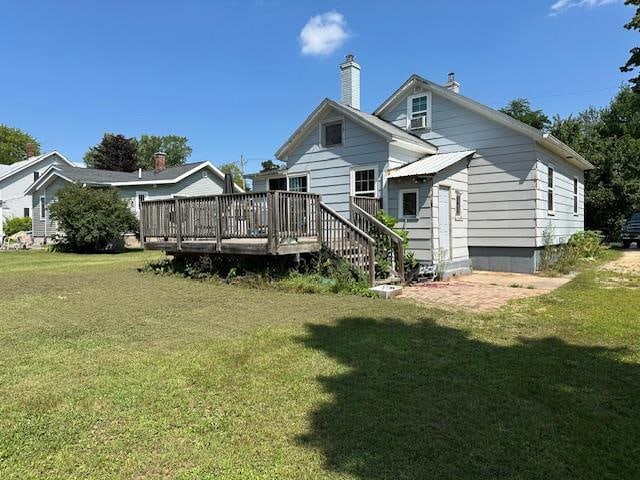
374, 75, 594, 171
275, 98, 437, 160
387, 150, 476, 178
0, 151, 75, 182
26, 161, 244, 194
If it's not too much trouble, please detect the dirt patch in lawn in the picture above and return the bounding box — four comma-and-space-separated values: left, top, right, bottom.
598, 250, 640, 289
397, 270, 572, 311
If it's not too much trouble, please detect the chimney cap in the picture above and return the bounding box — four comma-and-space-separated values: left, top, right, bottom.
448, 72, 455, 82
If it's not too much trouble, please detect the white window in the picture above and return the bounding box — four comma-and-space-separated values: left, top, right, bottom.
39, 196, 45, 218
547, 166, 554, 214
351, 166, 377, 197
399, 189, 419, 218
135, 191, 148, 214
321, 120, 343, 148
455, 191, 462, 219
406, 92, 432, 130
288, 175, 308, 193
573, 177, 579, 215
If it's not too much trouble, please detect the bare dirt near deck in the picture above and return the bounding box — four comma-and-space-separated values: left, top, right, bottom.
397, 270, 573, 311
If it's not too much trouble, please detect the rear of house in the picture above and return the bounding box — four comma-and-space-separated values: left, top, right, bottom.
249, 56, 593, 275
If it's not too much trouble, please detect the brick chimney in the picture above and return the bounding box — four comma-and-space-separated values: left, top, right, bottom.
25, 143, 35, 158
154, 152, 167, 172
444, 72, 460, 93
339, 54, 361, 110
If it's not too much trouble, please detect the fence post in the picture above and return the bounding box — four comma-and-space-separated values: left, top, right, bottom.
175, 198, 182, 251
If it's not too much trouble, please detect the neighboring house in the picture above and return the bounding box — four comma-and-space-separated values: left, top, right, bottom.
25, 153, 243, 243
248, 55, 594, 274
0, 150, 75, 238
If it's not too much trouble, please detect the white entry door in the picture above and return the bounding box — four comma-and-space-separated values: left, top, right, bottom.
438, 186, 451, 260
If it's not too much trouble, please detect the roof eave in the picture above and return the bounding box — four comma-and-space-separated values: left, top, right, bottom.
541, 134, 595, 170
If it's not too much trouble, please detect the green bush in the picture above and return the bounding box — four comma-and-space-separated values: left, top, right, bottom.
48, 184, 138, 253
541, 229, 605, 275
3, 217, 31, 236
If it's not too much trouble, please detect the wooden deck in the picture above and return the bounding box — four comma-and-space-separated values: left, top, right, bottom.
140, 192, 405, 285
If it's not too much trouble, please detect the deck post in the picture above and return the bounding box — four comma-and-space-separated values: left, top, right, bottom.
270, 191, 281, 254
139, 201, 145, 249
175, 197, 182, 251
315, 195, 322, 244
369, 242, 376, 286
215, 196, 222, 251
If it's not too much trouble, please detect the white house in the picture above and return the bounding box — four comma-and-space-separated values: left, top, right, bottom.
26, 153, 243, 244
248, 55, 594, 274
0, 150, 75, 239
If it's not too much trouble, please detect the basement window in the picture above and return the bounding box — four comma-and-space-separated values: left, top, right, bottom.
321, 120, 343, 148
547, 166, 555, 214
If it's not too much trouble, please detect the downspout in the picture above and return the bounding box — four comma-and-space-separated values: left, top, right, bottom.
43, 187, 47, 243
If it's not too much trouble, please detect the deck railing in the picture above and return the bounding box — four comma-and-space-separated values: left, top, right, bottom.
320, 202, 376, 285
350, 195, 382, 216
350, 202, 405, 283
141, 191, 321, 253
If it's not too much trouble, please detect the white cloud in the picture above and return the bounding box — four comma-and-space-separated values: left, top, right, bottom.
550, 0, 619, 15
299, 11, 349, 56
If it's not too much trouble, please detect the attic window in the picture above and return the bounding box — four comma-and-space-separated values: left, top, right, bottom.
407, 93, 431, 130
322, 120, 343, 148
202, 171, 208, 178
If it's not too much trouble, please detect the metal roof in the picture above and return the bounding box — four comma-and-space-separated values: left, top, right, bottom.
387, 150, 476, 178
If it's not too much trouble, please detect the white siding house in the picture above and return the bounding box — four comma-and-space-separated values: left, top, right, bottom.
247, 56, 593, 275
0, 151, 74, 239
26, 156, 242, 243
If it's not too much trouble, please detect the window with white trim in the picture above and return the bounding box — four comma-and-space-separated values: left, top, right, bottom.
321, 120, 343, 148
407, 93, 431, 130
33, 171, 40, 182
288, 175, 308, 193
455, 191, 462, 219
352, 168, 377, 197
399, 189, 418, 218
39, 196, 45, 218
573, 177, 579, 215
136, 191, 148, 215
547, 166, 554, 213
24, 207, 30, 218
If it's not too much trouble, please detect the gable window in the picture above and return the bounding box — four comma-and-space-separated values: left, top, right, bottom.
268, 177, 287, 191
547, 166, 555, 213
399, 189, 418, 218
202, 171, 208, 178
321, 120, 343, 148
39, 196, 46, 219
573, 177, 579, 215
33, 171, 40, 182
352, 167, 377, 197
455, 191, 462, 219
24, 207, 30, 218
288, 175, 308, 193
407, 92, 431, 130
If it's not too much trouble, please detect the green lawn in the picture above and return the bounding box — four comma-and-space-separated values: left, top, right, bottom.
1, 250, 639, 479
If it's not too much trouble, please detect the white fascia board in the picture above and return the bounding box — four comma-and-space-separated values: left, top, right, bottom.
390, 138, 437, 155
25, 171, 75, 194
0, 151, 74, 182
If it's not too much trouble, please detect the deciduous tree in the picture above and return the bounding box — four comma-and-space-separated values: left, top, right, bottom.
84, 134, 138, 172
135, 135, 192, 169
0, 125, 40, 165
498, 98, 550, 131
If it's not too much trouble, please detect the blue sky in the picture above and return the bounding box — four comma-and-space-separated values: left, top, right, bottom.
0, 0, 634, 173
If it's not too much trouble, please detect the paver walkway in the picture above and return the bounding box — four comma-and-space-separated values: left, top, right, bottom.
397, 270, 572, 311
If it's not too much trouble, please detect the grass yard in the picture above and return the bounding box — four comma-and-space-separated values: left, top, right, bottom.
1, 250, 639, 479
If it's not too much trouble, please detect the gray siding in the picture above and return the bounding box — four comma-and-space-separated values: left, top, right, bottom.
286, 110, 389, 218
32, 176, 69, 239
380, 87, 539, 248
534, 145, 584, 246
387, 177, 433, 262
